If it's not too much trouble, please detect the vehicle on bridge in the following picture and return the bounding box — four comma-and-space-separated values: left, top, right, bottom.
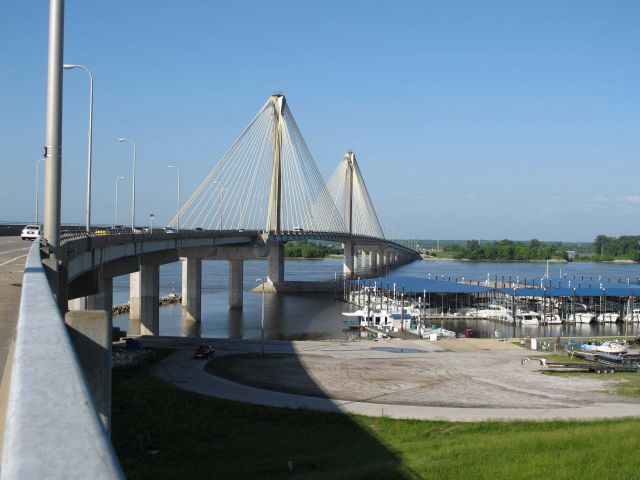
21, 225, 40, 240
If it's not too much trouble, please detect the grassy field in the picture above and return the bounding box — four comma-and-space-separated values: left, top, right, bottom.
112, 357, 640, 480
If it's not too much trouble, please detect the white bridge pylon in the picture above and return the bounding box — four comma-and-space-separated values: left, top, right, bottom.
327, 151, 385, 239
171, 94, 347, 233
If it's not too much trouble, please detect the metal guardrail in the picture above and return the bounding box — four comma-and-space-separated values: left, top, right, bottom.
1, 239, 123, 479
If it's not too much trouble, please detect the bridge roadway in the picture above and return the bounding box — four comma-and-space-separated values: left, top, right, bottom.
59, 228, 419, 336
0, 238, 30, 405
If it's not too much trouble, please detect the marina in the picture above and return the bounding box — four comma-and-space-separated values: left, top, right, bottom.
111, 258, 640, 341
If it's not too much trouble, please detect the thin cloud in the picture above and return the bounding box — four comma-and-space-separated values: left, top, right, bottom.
625, 195, 640, 203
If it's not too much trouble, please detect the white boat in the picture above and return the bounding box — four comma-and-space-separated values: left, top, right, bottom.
420, 327, 456, 339
518, 311, 540, 326
568, 312, 595, 324
596, 312, 619, 323
342, 307, 393, 328
467, 304, 514, 323
596, 341, 628, 354
623, 308, 640, 323
541, 313, 562, 325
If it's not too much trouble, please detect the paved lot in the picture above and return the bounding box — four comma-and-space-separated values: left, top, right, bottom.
152, 338, 640, 421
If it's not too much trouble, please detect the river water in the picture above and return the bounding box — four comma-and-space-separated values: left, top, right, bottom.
112, 258, 640, 340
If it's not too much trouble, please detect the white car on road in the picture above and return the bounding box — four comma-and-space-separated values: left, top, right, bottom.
21, 225, 40, 241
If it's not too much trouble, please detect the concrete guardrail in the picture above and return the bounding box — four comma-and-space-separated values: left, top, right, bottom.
0, 239, 123, 479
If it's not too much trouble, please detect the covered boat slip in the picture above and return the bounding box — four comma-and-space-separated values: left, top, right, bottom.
346, 275, 640, 322
349, 275, 640, 298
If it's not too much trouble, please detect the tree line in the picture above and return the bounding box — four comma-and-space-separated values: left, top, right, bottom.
284, 241, 343, 258
591, 235, 640, 261
441, 239, 568, 261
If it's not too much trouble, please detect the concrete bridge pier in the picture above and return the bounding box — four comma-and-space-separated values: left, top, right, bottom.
181, 257, 202, 321
130, 265, 160, 335
360, 250, 367, 270
68, 274, 113, 323
268, 242, 284, 285
229, 259, 244, 309
370, 248, 378, 272
343, 240, 355, 276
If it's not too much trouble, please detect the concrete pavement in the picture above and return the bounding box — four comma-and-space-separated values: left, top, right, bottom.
0, 236, 30, 440
151, 338, 640, 422
0, 237, 29, 375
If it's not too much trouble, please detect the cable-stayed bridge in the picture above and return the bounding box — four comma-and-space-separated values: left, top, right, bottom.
51, 93, 418, 334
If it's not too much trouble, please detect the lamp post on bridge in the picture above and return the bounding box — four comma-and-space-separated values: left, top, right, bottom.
118, 138, 136, 230
63, 64, 94, 232
114, 176, 125, 226
149, 213, 155, 234
167, 165, 180, 232
35, 158, 45, 225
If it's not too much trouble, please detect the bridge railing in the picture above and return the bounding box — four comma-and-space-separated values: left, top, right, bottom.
1, 239, 123, 479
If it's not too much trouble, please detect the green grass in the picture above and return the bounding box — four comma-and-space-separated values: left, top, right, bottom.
112, 359, 640, 480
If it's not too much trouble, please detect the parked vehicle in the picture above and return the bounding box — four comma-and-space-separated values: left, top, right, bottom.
194, 344, 215, 359
164, 227, 177, 234
21, 225, 40, 241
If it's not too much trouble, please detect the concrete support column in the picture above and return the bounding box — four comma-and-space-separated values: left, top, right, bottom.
181, 257, 202, 321
343, 241, 354, 276
130, 265, 159, 335
87, 275, 113, 323
370, 250, 378, 271
360, 250, 367, 269
65, 310, 112, 432
229, 259, 244, 309
267, 242, 284, 285
376, 251, 383, 268
68, 275, 113, 323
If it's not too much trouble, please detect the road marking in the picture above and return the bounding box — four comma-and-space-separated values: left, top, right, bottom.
0, 254, 28, 267
0, 247, 30, 256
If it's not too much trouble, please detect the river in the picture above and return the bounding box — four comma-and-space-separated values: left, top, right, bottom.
112, 258, 640, 340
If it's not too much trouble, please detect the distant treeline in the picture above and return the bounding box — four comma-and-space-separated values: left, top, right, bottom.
441, 239, 568, 261
590, 235, 640, 261
284, 240, 343, 258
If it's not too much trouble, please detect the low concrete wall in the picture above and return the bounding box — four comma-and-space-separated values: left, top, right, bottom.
252, 281, 341, 294
1, 240, 123, 479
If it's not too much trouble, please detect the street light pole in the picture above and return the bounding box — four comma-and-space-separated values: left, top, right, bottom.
167, 165, 180, 231
149, 213, 155, 234
63, 64, 93, 232
256, 278, 265, 356
118, 138, 136, 229
35, 158, 45, 225
115, 176, 125, 226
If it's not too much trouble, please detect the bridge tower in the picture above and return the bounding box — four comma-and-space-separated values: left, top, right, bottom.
343, 151, 356, 276
266, 93, 285, 233
266, 93, 286, 284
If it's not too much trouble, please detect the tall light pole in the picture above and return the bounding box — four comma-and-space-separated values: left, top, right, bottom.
114, 176, 125, 226
35, 158, 45, 225
118, 138, 136, 229
149, 213, 155, 234
167, 165, 180, 231
43, 0, 64, 280
63, 64, 93, 232
256, 278, 266, 356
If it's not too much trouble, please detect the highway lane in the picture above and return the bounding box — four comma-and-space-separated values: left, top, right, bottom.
0, 237, 30, 384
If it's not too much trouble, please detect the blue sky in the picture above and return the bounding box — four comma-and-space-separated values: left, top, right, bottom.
2, 1, 639, 241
